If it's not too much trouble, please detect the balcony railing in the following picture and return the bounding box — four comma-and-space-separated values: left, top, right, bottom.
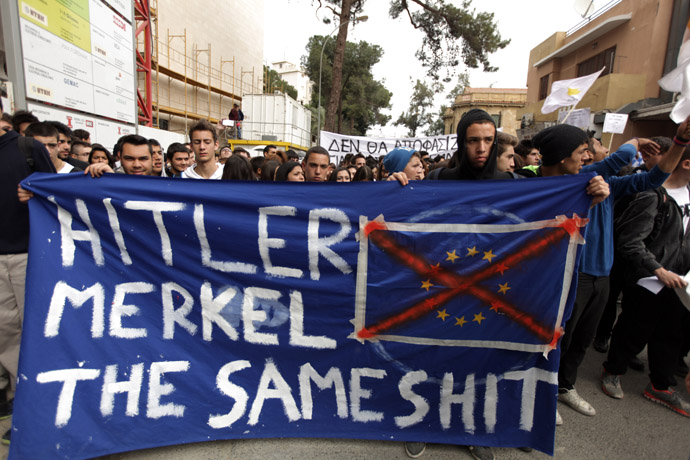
566, 0, 623, 37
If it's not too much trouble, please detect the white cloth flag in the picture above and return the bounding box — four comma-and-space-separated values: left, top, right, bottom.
541, 67, 605, 114
659, 22, 690, 123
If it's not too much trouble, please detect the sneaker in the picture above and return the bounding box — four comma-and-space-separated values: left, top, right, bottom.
404, 442, 426, 458
468, 445, 495, 460
556, 409, 563, 426
601, 370, 624, 399
643, 383, 690, 417
1, 429, 9, 446
558, 388, 596, 416
628, 356, 644, 372
592, 337, 608, 353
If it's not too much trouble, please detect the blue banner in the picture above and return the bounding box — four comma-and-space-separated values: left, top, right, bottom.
11, 172, 594, 459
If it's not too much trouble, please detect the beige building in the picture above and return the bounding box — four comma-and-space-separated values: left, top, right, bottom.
443, 87, 527, 136
140, 0, 265, 136
519, 0, 683, 144
272, 61, 313, 105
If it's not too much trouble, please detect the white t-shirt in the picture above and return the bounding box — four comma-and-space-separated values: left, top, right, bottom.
666, 186, 690, 234
57, 162, 75, 174
181, 163, 222, 180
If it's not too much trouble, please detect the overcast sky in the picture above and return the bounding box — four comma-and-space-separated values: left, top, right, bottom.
264, 0, 606, 137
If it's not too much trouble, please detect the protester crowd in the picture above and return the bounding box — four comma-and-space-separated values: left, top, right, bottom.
2, 107, 690, 459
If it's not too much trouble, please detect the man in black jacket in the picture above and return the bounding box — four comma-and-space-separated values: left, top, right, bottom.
0, 126, 55, 444
601, 142, 690, 417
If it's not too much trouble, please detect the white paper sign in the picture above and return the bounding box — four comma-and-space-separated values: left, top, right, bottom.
558, 108, 591, 128
321, 130, 457, 164
603, 113, 629, 134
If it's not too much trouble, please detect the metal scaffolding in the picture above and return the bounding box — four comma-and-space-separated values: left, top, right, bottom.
135, 2, 261, 133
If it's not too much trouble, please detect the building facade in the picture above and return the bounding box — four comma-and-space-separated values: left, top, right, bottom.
518, 0, 685, 143
443, 88, 527, 136
142, 0, 265, 136
272, 61, 313, 106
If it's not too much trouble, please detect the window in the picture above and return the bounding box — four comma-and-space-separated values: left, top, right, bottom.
491, 113, 502, 127
577, 46, 616, 77
539, 75, 550, 100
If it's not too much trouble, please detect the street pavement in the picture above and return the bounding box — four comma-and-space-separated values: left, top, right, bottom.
1, 346, 689, 460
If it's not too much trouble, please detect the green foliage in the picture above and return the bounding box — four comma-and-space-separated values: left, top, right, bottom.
263, 65, 299, 100
426, 106, 448, 136
446, 71, 470, 104
302, 36, 391, 135
389, 0, 509, 81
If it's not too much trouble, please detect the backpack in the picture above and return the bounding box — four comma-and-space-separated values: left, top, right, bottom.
642, 187, 672, 246
18, 135, 35, 171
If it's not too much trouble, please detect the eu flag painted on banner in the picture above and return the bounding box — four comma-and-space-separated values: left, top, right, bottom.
10, 172, 593, 460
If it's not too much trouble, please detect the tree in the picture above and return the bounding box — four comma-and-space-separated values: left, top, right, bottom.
394, 79, 436, 137
314, 0, 509, 132
302, 36, 391, 136
263, 65, 298, 100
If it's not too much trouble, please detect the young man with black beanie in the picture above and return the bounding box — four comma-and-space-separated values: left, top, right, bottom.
520, 120, 690, 423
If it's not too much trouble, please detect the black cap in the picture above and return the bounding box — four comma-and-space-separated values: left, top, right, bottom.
532, 124, 589, 166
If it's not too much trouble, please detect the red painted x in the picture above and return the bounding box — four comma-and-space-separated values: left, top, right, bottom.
357, 215, 588, 348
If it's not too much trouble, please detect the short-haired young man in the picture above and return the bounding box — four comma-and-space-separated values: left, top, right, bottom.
218, 145, 232, 164
25, 122, 81, 173
495, 131, 518, 173
10, 110, 38, 136
601, 142, 690, 416
72, 128, 91, 144
0, 113, 13, 132
70, 140, 91, 163
85, 135, 153, 177
183, 120, 222, 179
514, 139, 540, 166
165, 142, 191, 177
263, 144, 277, 157
46, 121, 89, 171
302, 146, 330, 182
148, 139, 163, 176
233, 147, 250, 159
351, 153, 366, 169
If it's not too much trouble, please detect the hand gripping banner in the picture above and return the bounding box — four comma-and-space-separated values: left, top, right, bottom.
11, 172, 593, 459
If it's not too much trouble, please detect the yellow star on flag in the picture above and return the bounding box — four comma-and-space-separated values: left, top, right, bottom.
437, 309, 449, 321
421, 279, 434, 291
498, 282, 511, 295
454, 316, 467, 327
490, 303, 500, 313
446, 250, 459, 263
467, 246, 479, 257
473, 312, 485, 325
429, 262, 441, 274
483, 250, 495, 263
567, 87, 581, 96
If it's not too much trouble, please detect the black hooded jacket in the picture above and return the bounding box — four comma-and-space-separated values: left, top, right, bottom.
431, 108, 512, 181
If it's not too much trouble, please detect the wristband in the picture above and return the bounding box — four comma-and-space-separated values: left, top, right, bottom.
673, 136, 690, 146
